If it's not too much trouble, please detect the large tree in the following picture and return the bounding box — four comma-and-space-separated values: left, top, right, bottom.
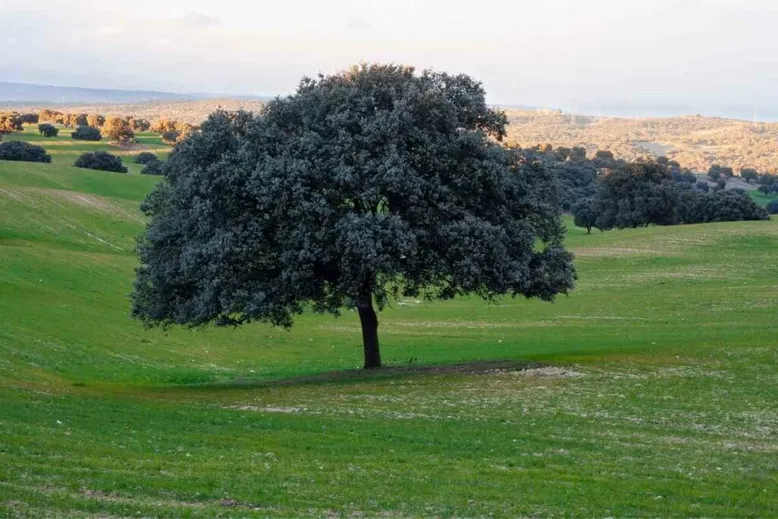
132, 64, 576, 369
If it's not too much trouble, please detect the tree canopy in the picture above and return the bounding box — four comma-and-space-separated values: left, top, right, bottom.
72, 126, 102, 141
38, 123, 59, 137
102, 117, 135, 143
132, 64, 576, 369
74, 151, 127, 173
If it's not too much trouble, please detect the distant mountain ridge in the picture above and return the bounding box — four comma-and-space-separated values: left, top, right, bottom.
0, 81, 270, 104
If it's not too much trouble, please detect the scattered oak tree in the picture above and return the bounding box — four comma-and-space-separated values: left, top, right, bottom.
74, 151, 127, 173
0, 112, 23, 133
38, 123, 59, 137
160, 130, 180, 145
86, 114, 106, 128
141, 160, 164, 176
19, 113, 39, 125
102, 117, 135, 143
72, 126, 102, 141
740, 168, 759, 183
0, 141, 51, 162
134, 152, 159, 164
572, 198, 600, 234
131, 64, 576, 369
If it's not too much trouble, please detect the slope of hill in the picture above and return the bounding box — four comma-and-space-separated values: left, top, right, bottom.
1, 128, 777, 517
505, 110, 778, 174
0, 81, 208, 104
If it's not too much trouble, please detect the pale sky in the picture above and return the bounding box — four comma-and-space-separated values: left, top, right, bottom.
2, 0, 778, 118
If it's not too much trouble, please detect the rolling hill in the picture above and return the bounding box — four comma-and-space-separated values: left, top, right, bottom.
0, 127, 776, 517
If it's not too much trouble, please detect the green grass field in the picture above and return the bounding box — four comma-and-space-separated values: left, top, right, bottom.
1, 126, 777, 517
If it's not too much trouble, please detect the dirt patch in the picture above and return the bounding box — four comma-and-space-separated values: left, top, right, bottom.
510, 367, 585, 378
573, 247, 663, 258
200, 360, 545, 390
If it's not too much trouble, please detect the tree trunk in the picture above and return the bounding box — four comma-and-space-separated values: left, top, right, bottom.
357, 298, 381, 369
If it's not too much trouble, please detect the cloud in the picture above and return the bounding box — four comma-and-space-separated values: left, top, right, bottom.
346, 15, 371, 31
97, 25, 125, 36
172, 12, 222, 29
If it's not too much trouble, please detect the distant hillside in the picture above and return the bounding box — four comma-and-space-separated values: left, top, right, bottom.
505, 110, 778, 174
0, 82, 207, 104
0, 99, 268, 125
0, 81, 272, 105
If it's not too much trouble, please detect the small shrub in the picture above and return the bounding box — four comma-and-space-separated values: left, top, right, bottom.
0, 141, 51, 163
135, 152, 159, 164
38, 123, 59, 137
72, 126, 102, 141
767, 199, 778, 215
74, 151, 127, 173
141, 160, 164, 176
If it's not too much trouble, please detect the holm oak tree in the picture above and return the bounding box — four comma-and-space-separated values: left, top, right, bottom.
131, 64, 575, 369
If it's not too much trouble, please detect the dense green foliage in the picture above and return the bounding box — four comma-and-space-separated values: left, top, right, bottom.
37, 123, 59, 137
569, 159, 769, 232
74, 151, 128, 173
571, 198, 599, 233
132, 65, 575, 369
134, 151, 159, 164
141, 159, 164, 175
71, 125, 102, 141
0, 140, 51, 162
767, 199, 778, 214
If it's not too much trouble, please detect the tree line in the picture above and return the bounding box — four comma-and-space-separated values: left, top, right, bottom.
569, 157, 768, 233
0, 109, 196, 146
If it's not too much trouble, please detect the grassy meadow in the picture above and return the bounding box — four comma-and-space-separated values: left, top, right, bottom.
0, 126, 777, 517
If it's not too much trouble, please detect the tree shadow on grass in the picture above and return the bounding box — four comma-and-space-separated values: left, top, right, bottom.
187, 359, 544, 392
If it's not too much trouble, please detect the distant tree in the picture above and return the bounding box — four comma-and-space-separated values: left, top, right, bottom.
174, 122, 195, 143
131, 66, 576, 370
102, 117, 135, 143
160, 130, 180, 145
572, 198, 599, 234
766, 199, 778, 215
19, 113, 39, 125
151, 119, 178, 133
0, 141, 51, 163
595, 159, 673, 229
39, 109, 63, 123
595, 150, 614, 160
86, 114, 105, 128
71, 126, 102, 141
141, 160, 164, 175
131, 118, 151, 132
700, 190, 768, 222
0, 112, 23, 133
38, 123, 59, 137
716, 178, 727, 190
696, 181, 710, 192
740, 168, 759, 183
63, 113, 83, 128
708, 164, 734, 181
74, 151, 127, 173
134, 152, 159, 164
